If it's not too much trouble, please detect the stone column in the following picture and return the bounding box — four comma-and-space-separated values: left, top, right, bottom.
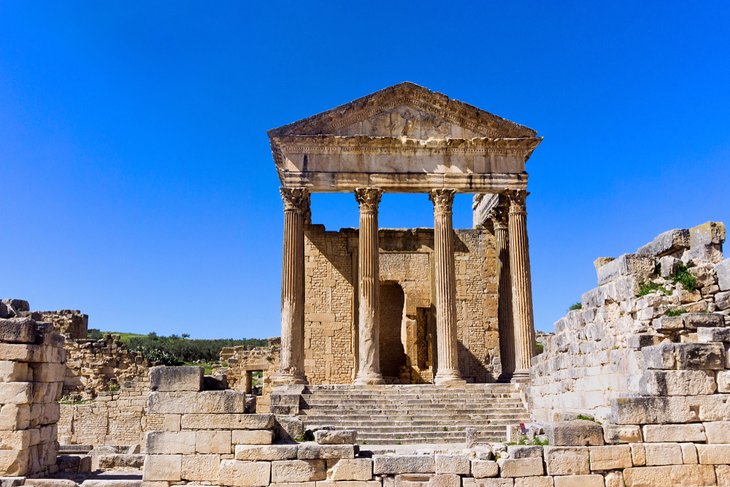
506, 190, 535, 381
429, 189, 465, 385
272, 187, 309, 385
489, 198, 515, 382
354, 187, 384, 385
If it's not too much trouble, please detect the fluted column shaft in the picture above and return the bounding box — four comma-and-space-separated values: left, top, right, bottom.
273, 188, 309, 385
430, 189, 464, 385
506, 190, 535, 381
490, 200, 515, 382
354, 188, 384, 385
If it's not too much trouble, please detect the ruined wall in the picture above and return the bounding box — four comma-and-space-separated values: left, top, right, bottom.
219, 340, 281, 394
303, 225, 499, 384
31, 310, 88, 340
0, 301, 66, 477
530, 221, 730, 422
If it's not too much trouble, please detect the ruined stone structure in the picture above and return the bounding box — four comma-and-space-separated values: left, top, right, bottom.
268, 82, 542, 386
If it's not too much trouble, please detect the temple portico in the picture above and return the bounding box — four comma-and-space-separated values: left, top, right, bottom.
268, 82, 542, 386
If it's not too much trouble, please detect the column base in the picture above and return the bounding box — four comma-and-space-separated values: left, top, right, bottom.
271, 371, 307, 387
353, 373, 384, 385
497, 372, 514, 383
510, 370, 531, 384
434, 370, 466, 386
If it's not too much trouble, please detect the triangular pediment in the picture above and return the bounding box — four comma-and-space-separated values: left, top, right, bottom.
269, 82, 537, 139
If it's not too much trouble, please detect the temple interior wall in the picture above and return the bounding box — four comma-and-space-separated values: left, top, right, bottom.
303, 224, 500, 384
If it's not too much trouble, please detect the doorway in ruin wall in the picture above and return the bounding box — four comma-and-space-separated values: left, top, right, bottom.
378, 282, 407, 381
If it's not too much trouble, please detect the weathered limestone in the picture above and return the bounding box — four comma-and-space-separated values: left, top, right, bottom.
430, 189, 463, 385
150, 366, 202, 392
506, 190, 535, 380
354, 188, 384, 385
273, 188, 310, 385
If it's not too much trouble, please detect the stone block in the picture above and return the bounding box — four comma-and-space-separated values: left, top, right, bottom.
427, 474, 460, 487
497, 457, 543, 477
597, 253, 655, 285
0, 430, 31, 450
676, 343, 725, 369
640, 365, 718, 396
684, 312, 725, 329
697, 444, 730, 464
652, 315, 683, 332
716, 290, 730, 310
704, 421, 730, 443
0, 448, 29, 476
143, 454, 182, 482
717, 259, 730, 291
272, 460, 327, 482
161, 414, 180, 432
644, 443, 683, 466
611, 394, 730, 424
148, 390, 246, 414
471, 460, 499, 478
434, 454, 470, 475
197, 430, 232, 454
144, 431, 196, 454
298, 442, 355, 460
373, 455, 435, 475
588, 445, 632, 470
181, 413, 275, 430
315, 430, 357, 445
543, 446, 589, 476
642, 343, 676, 370
623, 464, 717, 486
235, 444, 298, 461
233, 429, 275, 445
0, 403, 30, 431
0, 343, 40, 362
552, 475, 602, 487
630, 443, 645, 466
513, 478, 552, 487
181, 453, 220, 481
505, 446, 542, 459
327, 458, 373, 481
698, 327, 730, 343
717, 464, 730, 486
602, 424, 642, 444
219, 460, 271, 487
0, 382, 32, 405
317, 482, 380, 487
0, 361, 30, 382
462, 479, 513, 487
545, 420, 604, 446
0, 318, 37, 344
681, 443, 698, 464
637, 229, 690, 257
642, 424, 706, 443
149, 366, 203, 392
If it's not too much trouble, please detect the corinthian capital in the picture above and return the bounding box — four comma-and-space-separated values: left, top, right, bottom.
354, 188, 383, 212
429, 189, 456, 214
487, 197, 510, 229
280, 187, 310, 213
504, 189, 529, 214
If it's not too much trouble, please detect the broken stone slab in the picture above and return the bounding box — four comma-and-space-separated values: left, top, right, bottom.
697, 327, 730, 343
544, 420, 604, 447
637, 229, 690, 257
149, 366, 203, 392
373, 455, 435, 475
596, 253, 656, 286
0, 318, 38, 344
314, 429, 357, 445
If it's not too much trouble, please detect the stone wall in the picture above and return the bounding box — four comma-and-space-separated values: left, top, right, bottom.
0, 301, 66, 477
530, 221, 729, 423
30, 310, 88, 340
304, 225, 499, 384
219, 339, 281, 393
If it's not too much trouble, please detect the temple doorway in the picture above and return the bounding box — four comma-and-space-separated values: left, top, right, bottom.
378, 282, 407, 381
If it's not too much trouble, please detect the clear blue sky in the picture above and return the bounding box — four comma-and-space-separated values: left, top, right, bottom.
1, 2, 728, 338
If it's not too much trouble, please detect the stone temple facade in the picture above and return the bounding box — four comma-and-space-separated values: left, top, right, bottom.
268, 82, 542, 386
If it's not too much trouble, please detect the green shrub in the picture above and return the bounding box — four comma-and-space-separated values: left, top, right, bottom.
637, 282, 669, 297
671, 264, 697, 292
665, 308, 687, 317
568, 302, 582, 311
534, 341, 544, 354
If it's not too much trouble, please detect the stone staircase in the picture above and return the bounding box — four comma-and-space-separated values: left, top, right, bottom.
298, 383, 530, 445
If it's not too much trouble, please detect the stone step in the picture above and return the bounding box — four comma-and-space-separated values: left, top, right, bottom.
301, 413, 528, 420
